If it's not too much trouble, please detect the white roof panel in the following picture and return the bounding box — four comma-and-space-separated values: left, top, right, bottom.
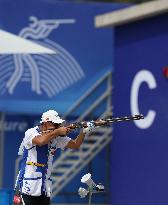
0, 29, 56, 54
95, 0, 168, 28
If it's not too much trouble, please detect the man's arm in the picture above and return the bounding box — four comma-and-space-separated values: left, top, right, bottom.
66, 131, 85, 149
66, 122, 96, 149
32, 127, 69, 146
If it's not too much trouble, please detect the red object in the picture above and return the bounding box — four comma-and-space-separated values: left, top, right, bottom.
13, 195, 22, 204
163, 67, 168, 78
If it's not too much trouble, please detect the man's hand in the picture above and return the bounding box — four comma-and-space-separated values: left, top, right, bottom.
55, 127, 71, 136
83, 122, 96, 134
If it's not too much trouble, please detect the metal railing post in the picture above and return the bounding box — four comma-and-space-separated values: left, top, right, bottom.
0, 112, 5, 188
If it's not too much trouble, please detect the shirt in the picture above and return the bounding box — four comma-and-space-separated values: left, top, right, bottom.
15, 126, 71, 197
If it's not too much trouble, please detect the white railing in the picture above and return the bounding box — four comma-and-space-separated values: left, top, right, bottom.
51, 71, 112, 198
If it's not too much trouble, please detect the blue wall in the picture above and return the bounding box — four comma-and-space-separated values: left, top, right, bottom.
112, 13, 168, 205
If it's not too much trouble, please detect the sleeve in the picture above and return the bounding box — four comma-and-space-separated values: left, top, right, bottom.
23, 128, 39, 149
18, 140, 24, 156
56, 136, 72, 150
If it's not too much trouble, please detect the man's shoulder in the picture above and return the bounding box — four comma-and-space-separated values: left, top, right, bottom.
25, 126, 39, 135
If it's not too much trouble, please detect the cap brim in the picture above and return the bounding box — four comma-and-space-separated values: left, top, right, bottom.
52, 119, 65, 124
40, 119, 65, 124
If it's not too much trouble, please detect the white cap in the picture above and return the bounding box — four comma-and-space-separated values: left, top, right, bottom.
40, 110, 65, 124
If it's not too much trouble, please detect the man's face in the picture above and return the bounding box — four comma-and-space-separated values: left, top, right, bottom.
45, 121, 61, 131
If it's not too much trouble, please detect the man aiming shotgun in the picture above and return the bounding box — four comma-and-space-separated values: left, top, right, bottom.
14, 110, 96, 205
14, 109, 143, 205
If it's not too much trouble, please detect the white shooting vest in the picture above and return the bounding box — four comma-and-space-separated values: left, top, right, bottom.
16, 126, 71, 197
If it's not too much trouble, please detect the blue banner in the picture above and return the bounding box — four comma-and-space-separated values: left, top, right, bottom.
0, 1, 128, 115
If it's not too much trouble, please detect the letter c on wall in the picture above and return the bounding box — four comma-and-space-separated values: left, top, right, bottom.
130, 70, 156, 129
